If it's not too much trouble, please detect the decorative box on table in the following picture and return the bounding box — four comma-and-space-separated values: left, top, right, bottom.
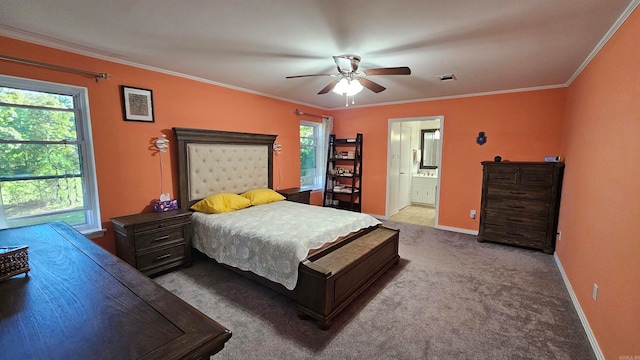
0, 245, 30, 281
153, 199, 178, 212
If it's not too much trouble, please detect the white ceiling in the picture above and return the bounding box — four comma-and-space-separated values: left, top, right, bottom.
0, 0, 637, 109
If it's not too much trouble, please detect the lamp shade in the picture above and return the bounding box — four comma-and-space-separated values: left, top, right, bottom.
332, 78, 363, 96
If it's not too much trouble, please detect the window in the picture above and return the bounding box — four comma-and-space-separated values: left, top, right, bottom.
300, 121, 324, 189
0, 75, 101, 234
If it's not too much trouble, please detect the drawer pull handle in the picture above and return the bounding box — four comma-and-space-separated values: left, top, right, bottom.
507, 218, 523, 223
495, 177, 511, 180
509, 191, 526, 195
506, 232, 523, 236
154, 253, 172, 262
153, 235, 170, 242
508, 205, 525, 209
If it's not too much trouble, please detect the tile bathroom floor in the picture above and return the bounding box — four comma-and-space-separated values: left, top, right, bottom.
390, 204, 435, 227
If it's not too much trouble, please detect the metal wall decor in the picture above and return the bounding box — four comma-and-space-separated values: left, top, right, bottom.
476, 131, 487, 146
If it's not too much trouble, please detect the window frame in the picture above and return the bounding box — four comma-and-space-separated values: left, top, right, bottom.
0, 74, 102, 235
299, 120, 324, 190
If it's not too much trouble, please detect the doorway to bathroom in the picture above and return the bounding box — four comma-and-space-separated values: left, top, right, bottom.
386, 116, 443, 228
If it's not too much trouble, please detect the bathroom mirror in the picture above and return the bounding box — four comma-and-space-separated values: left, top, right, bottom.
420, 129, 440, 169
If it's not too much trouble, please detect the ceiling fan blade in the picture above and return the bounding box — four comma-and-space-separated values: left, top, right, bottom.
364, 67, 411, 76
286, 73, 334, 79
318, 79, 341, 94
359, 78, 386, 93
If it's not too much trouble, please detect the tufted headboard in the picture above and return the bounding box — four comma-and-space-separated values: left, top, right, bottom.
173, 127, 277, 211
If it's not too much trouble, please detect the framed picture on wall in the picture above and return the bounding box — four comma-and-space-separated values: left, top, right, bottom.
121, 86, 154, 122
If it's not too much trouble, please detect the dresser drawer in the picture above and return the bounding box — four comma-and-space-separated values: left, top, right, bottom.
482, 210, 548, 231
487, 171, 517, 185
487, 186, 551, 201
520, 171, 553, 187
133, 217, 189, 233
135, 226, 185, 252
137, 244, 186, 273
484, 198, 550, 216
482, 224, 547, 247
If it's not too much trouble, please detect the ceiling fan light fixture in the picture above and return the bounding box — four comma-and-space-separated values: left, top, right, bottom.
332, 78, 363, 96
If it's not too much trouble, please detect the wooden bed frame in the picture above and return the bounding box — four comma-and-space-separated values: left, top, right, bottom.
173, 127, 400, 329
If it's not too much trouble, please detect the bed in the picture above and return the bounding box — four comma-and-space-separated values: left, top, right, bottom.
173, 127, 400, 329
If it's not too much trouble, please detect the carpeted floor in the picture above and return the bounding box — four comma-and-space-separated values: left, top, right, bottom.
154, 220, 595, 359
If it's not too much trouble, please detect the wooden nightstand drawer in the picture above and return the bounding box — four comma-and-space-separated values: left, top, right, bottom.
137, 244, 186, 274
111, 210, 192, 276
277, 188, 311, 205
133, 217, 188, 233
135, 226, 185, 251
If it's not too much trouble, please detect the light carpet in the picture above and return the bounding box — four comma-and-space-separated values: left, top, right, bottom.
154, 220, 594, 359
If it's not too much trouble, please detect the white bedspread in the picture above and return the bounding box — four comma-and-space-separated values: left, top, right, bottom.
191, 200, 381, 290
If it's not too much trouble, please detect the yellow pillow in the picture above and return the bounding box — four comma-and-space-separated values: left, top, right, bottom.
190, 193, 251, 214
240, 188, 285, 206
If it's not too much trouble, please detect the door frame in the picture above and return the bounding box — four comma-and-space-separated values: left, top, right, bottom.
385, 115, 444, 227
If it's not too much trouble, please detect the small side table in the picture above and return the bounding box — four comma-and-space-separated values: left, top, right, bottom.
111, 210, 192, 276
277, 188, 311, 205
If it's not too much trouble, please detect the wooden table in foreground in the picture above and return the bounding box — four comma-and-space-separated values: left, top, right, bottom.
0, 222, 231, 360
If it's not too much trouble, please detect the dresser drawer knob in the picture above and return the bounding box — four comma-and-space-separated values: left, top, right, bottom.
154, 253, 173, 262
153, 235, 171, 242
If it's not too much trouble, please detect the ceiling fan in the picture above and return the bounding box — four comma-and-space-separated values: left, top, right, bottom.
286, 54, 411, 104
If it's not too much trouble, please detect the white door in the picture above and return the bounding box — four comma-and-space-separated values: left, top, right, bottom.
388, 123, 401, 215
398, 125, 412, 209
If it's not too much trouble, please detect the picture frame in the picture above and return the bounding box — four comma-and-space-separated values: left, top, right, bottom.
121, 86, 154, 122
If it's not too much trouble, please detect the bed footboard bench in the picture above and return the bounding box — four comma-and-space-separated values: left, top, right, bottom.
296, 225, 400, 329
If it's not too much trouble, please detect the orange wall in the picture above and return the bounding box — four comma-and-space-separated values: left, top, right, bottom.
0, 35, 566, 246
1, 36, 324, 253
3, 11, 638, 355
558, 6, 640, 358
331, 89, 566, 230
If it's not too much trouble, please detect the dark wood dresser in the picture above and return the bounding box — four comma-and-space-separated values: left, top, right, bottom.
277, 187, 311, 204
0, 222, 231, 359
111, 210, 192, 276
478, 161, 564, 254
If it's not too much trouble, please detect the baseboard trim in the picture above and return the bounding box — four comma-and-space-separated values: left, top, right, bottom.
554, 253, 604, 360
435, 224, 479, 236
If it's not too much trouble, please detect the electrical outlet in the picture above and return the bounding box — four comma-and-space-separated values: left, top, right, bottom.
557, 231, 562, 242
592, 283, 598, 301
470, 209, 476, 219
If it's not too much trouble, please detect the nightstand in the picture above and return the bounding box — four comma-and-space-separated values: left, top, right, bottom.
277, 188, 311, 204
111, 210, 192, 276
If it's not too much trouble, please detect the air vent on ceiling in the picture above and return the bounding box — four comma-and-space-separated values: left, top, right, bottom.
437, 74, 457, 82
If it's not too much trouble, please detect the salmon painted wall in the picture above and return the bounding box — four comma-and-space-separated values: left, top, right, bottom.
1, 36, 324, 253
331, 89, 566, 230
558, 6, 640, 358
